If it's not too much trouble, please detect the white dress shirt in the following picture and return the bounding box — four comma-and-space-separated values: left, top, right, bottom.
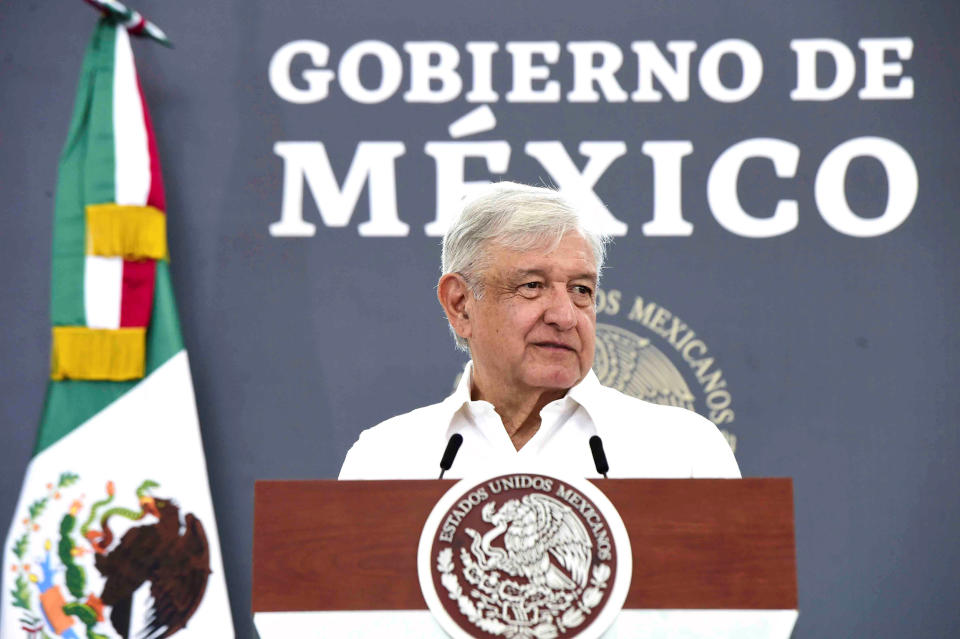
338, 362, 741, 480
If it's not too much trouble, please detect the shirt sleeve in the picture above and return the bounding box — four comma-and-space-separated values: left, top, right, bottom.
338, 430, 374, 480
690, 417, 742, 478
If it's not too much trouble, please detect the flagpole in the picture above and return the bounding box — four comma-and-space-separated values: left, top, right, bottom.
81, 0, 173, 48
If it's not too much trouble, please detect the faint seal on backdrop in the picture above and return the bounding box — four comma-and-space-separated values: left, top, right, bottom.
593, 287, 738, 452
594, 322, 696, 411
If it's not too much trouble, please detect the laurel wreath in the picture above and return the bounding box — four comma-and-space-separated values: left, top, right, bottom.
436, 548, 611, 638
8, 473, 113, 639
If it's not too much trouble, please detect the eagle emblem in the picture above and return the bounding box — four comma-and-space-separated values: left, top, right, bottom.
465, 494, 592, 592
423, 474, 629, 639
594, 322, 696, 410
7, 473, 211, 639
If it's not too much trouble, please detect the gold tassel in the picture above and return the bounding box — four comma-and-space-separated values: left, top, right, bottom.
85, 203, 167, 260
51, 327, 146, 381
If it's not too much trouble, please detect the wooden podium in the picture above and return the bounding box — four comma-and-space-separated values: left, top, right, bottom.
252, 479, 797, 638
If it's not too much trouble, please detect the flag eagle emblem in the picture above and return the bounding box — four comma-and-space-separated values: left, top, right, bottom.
8, 475, 212, 639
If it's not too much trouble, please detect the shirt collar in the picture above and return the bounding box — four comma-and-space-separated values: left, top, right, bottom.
442, 361, 475, 411
440, 361, 609, 437
566, 368, 608, 437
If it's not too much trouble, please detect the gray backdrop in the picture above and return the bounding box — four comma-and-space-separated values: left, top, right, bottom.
2, 1, 959, 638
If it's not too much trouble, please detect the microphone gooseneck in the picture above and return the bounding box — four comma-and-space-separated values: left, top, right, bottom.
589, 435, 609, 479
439, 433, 464, 479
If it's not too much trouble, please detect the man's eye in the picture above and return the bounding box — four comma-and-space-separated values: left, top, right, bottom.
518, 282, 542, 296
572, 285, 593, 296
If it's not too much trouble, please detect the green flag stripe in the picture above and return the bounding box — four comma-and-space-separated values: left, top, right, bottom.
51, 21, 117, 326
37, 261, 185, 454
84, 21, 118, 209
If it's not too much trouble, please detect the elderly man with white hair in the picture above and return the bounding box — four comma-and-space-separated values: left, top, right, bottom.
339, 182, 740, 479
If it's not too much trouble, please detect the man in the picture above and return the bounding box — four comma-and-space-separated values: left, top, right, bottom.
339, 182, 740, 479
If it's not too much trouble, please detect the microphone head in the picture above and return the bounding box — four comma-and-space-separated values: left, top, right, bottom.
589, 435, 610, 475
440, 433, 464, 471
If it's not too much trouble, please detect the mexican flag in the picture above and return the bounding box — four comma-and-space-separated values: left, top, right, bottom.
2, 18, 234, 639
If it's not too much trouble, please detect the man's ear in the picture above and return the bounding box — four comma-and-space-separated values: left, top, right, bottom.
438, 273, 473, 340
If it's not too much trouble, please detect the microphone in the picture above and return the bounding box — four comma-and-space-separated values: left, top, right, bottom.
589, 435, 609, 479
439, 434, 463, 479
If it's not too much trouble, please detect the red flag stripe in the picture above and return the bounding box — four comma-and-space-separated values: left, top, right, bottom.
118, 74, 162, 329
119, 259, 156, 328
136, 75, 166, 212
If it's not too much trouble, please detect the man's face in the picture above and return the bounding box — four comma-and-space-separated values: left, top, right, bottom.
465, 232, 598, 396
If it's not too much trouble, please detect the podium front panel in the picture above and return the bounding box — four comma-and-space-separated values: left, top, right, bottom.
253, 478, 797, 638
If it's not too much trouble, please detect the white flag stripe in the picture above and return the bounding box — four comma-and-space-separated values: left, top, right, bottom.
84, 27, 151, 331
112, 27, 151, 207
84, 255, 123, 329
2, 352, 234, 638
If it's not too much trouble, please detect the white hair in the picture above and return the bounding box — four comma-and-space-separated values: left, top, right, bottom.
440, 181, 610, 350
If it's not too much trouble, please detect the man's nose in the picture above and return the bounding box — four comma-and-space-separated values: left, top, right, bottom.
542, 286, 577, 329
